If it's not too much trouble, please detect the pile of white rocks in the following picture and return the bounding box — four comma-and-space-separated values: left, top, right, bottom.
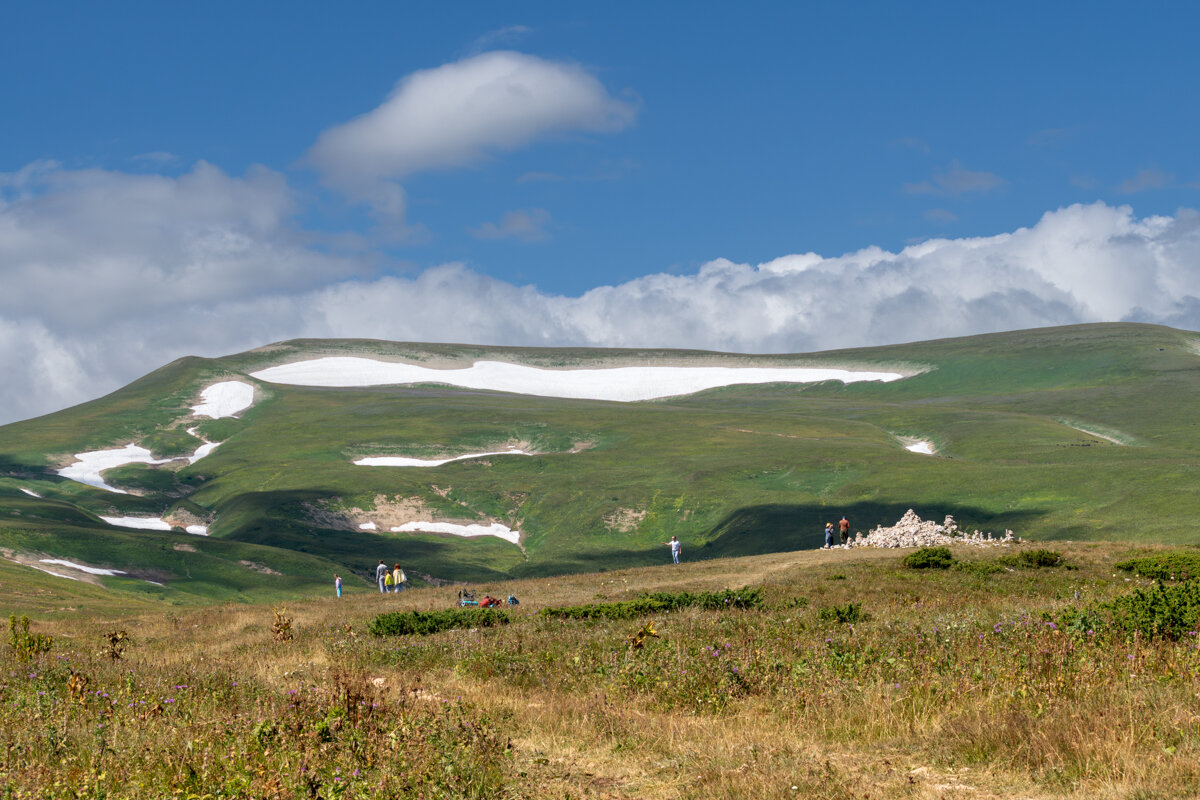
847, 509, 1015, 549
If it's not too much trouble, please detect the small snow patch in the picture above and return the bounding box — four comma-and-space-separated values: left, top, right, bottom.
1059, 419, 1131, 446
391, 521, 521, 545
40, 559, 127, 576
191, 380, 255, 419
184, 525, 209, 536
359, 522, 378, 530
906, 441, 935, 455
188, 442, 220, 463
58, 445, 173, 493
355, 448, 532, 467
251, 357, 905, 401
20, 487, 41, 498
100, 515, 172, 531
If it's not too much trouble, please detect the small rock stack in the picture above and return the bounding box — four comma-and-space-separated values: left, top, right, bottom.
850, 509, 1015, 549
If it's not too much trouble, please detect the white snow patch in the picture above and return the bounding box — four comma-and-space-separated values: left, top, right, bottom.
58, 430, 225, 492
40, 559, 127, 576
355, 448, 532, 467
25, 564, 83, 582
1060, 420, 1130, 445
188, 442, 221, 463
58, 444, 173, 493
390, 521, 521, 545
185, 525, 209, 536
191, 380, 255, 419
185, 426, 222, 463
251, 358, 905, 401
906, 441, 935, 455
20, 487, 41, 497
358, 522, 378, 530
100, 515, 173, 531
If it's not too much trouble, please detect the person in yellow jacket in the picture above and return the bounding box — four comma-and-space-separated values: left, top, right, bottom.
384, 571, 394, 592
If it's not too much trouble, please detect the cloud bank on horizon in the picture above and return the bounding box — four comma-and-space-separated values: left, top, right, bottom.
3, 167, 1197, 426
2, 44, 1199, 426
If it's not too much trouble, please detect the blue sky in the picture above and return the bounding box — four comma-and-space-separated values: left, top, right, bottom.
1, 1, 1199, 422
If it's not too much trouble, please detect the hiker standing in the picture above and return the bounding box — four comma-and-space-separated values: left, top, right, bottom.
335, 574, 342, 598
376, 560, 388, 594
384, 570, 394, 593
663, 536, 682, 564
392, 564, 406, 593
824, 523, 835, 548
839, 516, 850, 547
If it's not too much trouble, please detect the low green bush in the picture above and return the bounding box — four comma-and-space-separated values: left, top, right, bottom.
817, 602, 866, 624
902, 547, 954, 569
999, 549, 1065, 569
1115, 552, 1200, 582
540, 587, 763, 621
1102, 579, 1200, 640
369, 608, 509, 637
952, 560, 1004, 576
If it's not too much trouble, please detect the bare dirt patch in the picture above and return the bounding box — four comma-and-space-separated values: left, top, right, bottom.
603, 507, 647, 533
309, 494, 478, 531
172, 542, 197, 552
238, 560, 282, 576
1, 549, 102, 586
164, 509, 210, 529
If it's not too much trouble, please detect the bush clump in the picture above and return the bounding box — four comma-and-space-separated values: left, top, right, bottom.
902, 547, 954, 569
1101, 579, 1200, 640
540, 587, 763, 621
369, 608, 509, 637
817, 602, 866, 624
1115, 552, 1200, 582
999, 549, 1066, 569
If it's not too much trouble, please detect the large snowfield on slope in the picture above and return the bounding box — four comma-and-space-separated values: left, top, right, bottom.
250, 358, 905, 401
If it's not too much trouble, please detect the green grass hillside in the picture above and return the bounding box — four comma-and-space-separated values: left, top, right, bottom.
1, 322, 1198, 609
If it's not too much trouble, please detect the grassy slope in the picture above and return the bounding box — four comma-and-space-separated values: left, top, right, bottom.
5, 540, 1200, 798
1, 322, 1198, 610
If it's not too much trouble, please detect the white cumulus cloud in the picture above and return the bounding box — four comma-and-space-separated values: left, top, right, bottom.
304, 51, 638, 215
2, 168, 1199, 428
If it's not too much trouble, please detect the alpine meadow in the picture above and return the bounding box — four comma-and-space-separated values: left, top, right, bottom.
4, 322, 1200, 798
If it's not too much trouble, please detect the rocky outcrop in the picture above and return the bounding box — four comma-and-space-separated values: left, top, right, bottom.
845, 509, 1015, 549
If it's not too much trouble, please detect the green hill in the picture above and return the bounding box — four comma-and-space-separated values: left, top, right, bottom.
2, 322, 1198, 609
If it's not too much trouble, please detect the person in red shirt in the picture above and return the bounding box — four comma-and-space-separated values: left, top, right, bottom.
838, 516, 850, 546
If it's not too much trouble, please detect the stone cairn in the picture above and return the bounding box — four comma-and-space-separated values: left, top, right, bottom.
848, 509, 1015, 549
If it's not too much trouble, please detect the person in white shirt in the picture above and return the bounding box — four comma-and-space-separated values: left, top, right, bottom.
663, 536, 682, 564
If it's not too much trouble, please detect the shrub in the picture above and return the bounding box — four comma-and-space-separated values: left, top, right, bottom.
540, 587, 763, 621
817, 602, 867, 624
999, 549, 1065, 569
369, 608, 509, 637
1102, 579, 1200, 640
952, 560, 1004, 576
1115, 552, 1200, 582
902, 547, 954, 569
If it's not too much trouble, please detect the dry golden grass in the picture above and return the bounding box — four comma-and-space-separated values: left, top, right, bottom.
4, 541, 1200, 798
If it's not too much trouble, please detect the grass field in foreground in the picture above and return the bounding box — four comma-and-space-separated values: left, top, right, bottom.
3, 540, 1200, 798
